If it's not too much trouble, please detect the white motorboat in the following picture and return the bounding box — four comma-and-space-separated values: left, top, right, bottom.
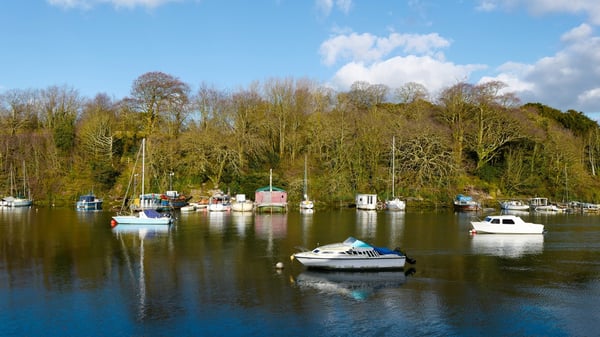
470, 215, 544, 234
499, 200, 529, 211
291, 237, 416, 270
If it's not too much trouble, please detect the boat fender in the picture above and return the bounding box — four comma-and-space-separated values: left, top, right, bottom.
110, 219, 117, 228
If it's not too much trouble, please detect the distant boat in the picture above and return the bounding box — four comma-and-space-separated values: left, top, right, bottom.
255, 169, 288, 213
111, 138, 173, 227
231, 194, 254, 212
385, 136, 405, 211
161, 190, 192, 209
76, 193, 103, 211
355, 194, 377, 211
453, 194, 480, 212
499, 200, 529, 211
208, 190, 231, 212
529, 197, 566, 213
299, 155, 314, 210
2, 162, 33, 207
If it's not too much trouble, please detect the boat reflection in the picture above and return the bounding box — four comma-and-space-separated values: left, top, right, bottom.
208, 211, 227, 233
293, 270, 412, 301
356, 210, 377, 237
112, 224, 173, 322
255, 213, 287, 255
470, 234, 544, 258
254, 213, 287, 240
112, 224, 171, 236
232, 212, 253, 237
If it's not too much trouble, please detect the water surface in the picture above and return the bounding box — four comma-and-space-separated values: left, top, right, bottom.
1, 208, 599, 336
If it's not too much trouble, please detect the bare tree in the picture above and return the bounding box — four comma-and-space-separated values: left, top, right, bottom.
129, 71, 190, 136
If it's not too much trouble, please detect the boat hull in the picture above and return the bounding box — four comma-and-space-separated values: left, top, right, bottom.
299, 200, 314, 209
293, 254, 406, 270
231, 201, 254, 212
385, 198, 406, 211
76, 201, 103, 211
111, 216, 172, 226
256, 203, 287, 213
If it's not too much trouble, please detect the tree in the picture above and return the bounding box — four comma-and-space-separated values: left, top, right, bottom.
436, 82, 474, 167
129, 71, 190, 136
469, 81, 523, 169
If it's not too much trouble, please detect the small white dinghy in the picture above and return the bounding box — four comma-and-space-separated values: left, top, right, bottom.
291, 237, 416, 270
470, 215, 544, 234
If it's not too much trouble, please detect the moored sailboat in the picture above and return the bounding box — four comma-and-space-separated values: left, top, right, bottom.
111, 139, 173, 227
299, 155, 314, 210
385, 136, 405, 211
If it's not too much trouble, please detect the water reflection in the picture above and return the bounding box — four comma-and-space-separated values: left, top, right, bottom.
255, 213, 287, 254
293, 270, 410, 300
470, 234, 544, 258
112, 225, 176, 322
207, 211, 227, 233
231, 212, 253, 237
356, 210, 377, 237
385, 211, 405, 245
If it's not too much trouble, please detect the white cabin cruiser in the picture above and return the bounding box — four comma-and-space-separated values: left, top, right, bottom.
470, 215, 544, 234
291, 237, 416, 270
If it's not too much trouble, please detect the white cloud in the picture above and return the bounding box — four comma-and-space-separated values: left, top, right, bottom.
47, 0, 178, 10
321, 30, 479, 95
329, 55, 485, 95
484, 24, 600, 111
320, 32, 450, 66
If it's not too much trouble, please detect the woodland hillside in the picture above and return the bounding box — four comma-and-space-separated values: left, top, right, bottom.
1, 71, 599, 208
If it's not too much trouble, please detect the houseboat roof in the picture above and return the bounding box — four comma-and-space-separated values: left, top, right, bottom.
255, 186, 286, 192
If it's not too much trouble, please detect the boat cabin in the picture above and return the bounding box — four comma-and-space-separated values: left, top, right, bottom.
356, 194, 377, 210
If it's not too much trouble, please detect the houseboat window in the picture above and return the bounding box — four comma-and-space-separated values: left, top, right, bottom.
491, 219, 500, 224
503, 219, 516, 224
313, 249, 320, 253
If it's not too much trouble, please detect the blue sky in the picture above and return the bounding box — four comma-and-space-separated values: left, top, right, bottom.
2, 0, 600, 116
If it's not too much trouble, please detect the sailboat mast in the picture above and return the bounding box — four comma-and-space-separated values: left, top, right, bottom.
22, 161, 26, 199
141, 138, 145, 199
391, 136, 395, 198
304, 155, 308, 200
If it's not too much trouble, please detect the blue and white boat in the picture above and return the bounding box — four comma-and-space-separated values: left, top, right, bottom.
111, 209, 172, 226
292, 237, 415, 270
76, 193, 103, 211
111, 138, 173, 228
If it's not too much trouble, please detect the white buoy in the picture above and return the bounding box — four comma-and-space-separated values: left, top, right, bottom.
275, 262, 284, 269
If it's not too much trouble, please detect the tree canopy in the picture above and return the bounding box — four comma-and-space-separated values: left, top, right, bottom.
1, 73, 600, 206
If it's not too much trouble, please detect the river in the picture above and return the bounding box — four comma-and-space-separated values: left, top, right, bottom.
1, 207, 599, 336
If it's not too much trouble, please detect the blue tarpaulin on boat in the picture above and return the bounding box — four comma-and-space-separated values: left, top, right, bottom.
455, 194, 473, 202
374, 247, 397, 255
143, 209, 164, 218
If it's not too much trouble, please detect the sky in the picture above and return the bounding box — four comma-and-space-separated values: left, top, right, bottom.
2, 0, 600, 117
